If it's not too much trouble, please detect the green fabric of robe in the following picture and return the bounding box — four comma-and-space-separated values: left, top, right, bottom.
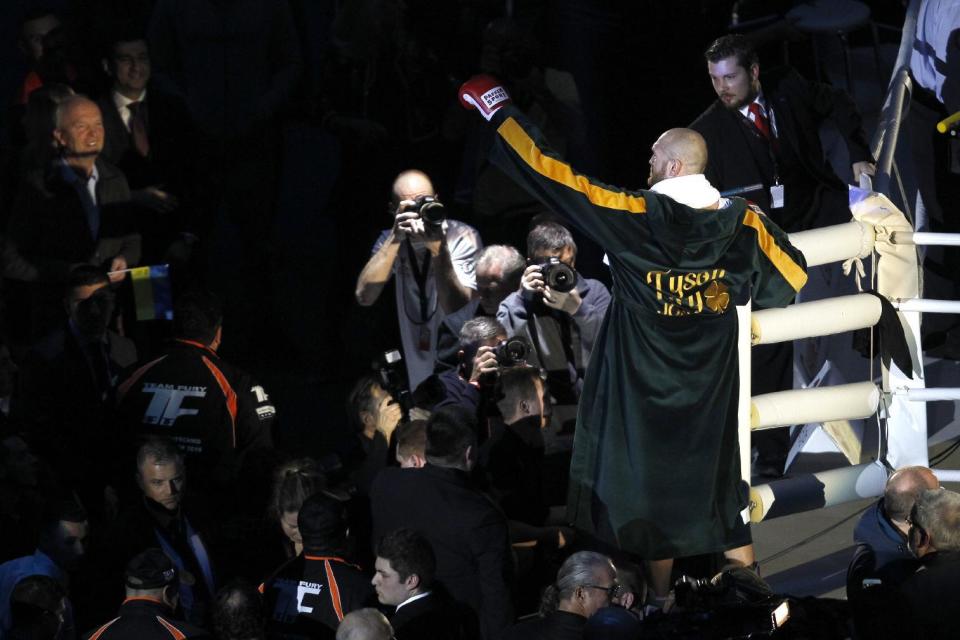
487, 105, 808, 559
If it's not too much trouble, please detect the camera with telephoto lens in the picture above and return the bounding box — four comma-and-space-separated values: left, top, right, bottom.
537, 257, 578, 293
494, 337, 529, 367
408, 195, 445, 226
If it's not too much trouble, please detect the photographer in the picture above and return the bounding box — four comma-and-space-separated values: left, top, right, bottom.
414, 317, 528, 420
497, 222, 610, 404
355, 170, 482, 389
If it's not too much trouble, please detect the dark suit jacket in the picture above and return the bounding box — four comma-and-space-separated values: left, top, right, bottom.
97, 88, 190, 192
391, 591, 469, 640
896, 550, 960, 640
370, 465, 513, 640
500, 610, 585, 640
9, 158, 141, 267
17, 325, 137, 496
690, 67, 874, 232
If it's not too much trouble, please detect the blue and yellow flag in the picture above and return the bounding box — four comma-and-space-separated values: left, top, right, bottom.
130, 264, 173, 321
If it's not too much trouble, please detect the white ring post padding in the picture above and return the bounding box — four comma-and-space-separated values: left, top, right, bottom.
788, 221, 874, 268
932, 470, 960, 483
751, 382, 880, 430
893, 298, 960, 314
752, 293, 883, 345
895, 387, 960, 401
891, 231, 960, 247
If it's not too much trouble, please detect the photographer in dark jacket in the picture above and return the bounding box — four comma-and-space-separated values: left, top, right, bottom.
414, 316, 520, 418
497, 222, 609, 404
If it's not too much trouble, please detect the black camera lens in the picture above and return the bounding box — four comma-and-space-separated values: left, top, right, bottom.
495, 337, 529, 367
540, 258, 577, 293
415, 196, 445, 226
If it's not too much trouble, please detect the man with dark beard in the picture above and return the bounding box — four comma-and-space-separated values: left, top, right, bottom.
689, 34, 874, 479
690, 34, 874, 234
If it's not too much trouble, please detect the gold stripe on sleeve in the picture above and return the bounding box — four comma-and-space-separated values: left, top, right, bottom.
497, 117, 647, 214
742, 208, 807, 292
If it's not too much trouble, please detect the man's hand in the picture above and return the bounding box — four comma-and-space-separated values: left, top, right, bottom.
542, 286, 582, 315
469, 345, 500, 384
521, 264, 545, 293
459, 74, 512, 121
392, 208, 424, 241
108, 255, 128, 283
852, 161, 876, 183
375, 394, 403, 442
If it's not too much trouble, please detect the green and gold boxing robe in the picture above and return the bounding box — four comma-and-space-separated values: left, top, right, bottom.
487, 105, 808, 559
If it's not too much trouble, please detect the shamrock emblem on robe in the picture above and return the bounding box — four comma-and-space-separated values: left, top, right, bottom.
704, 280, 730, 313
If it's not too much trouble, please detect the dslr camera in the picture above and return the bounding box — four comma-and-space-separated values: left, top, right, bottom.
405, 195, 445, 226
378, 349, 412, 417
494, 337, 530, 367
535, 257, 578, 293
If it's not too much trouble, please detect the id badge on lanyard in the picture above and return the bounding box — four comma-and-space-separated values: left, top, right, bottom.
770, 182, 785, 209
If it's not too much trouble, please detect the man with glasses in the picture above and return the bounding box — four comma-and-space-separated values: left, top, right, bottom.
896, 488, 960, 639
502, 551, 618, 640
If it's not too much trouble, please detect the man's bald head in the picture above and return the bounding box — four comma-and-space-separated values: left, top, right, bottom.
390, 170, 435, 212
884, 466, 940, 524
647, 128, 708, 187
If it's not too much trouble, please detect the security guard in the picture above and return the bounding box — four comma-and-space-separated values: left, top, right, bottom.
260, 493, 376, 639
84, 549, 208, 639
117, 290, 275, 495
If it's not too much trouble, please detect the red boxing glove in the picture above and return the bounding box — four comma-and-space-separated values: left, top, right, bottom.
459, 74, 511, 121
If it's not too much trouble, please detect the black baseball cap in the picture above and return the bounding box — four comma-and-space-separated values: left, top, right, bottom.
125, 549, 178, 589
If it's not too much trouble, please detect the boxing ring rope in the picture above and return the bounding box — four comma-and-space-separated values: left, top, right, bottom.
741, 189, 960, 523
892, 231, 960, 247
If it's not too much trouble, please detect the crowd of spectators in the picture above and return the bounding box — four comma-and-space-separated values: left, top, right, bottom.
0, 1, 958, 640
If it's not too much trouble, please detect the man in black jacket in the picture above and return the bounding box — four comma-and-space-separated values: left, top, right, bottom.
690, 34, 875, 234
260, 493, 375, 640
18, 266, 137, 514
689, 34, 866, 478
895, 488, 960, 639
372, 528, 464, 639
502, 551, 617, 640
106, 438, 216, 627
8, 95, 141, 339
370, 406, 513, 639
117, 290, 274, 497
84, 549, 208, 639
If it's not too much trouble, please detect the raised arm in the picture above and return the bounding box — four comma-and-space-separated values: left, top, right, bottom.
459, 75, 654, 254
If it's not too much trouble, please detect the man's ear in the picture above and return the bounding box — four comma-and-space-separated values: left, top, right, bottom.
162, 584, 179, 608
360, 410, 375, 428
750, 63, 760, 82
669, 159, 682, 178
412, 454, 426, 469
404, 573, 420, 591
52, 128, 66, 149
102, 59, 111, 76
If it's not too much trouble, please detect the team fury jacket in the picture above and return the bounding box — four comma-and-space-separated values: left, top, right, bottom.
117, 339, 275, 488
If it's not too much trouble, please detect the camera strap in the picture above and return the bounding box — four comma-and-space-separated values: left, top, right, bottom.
404, 239, 433, 323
